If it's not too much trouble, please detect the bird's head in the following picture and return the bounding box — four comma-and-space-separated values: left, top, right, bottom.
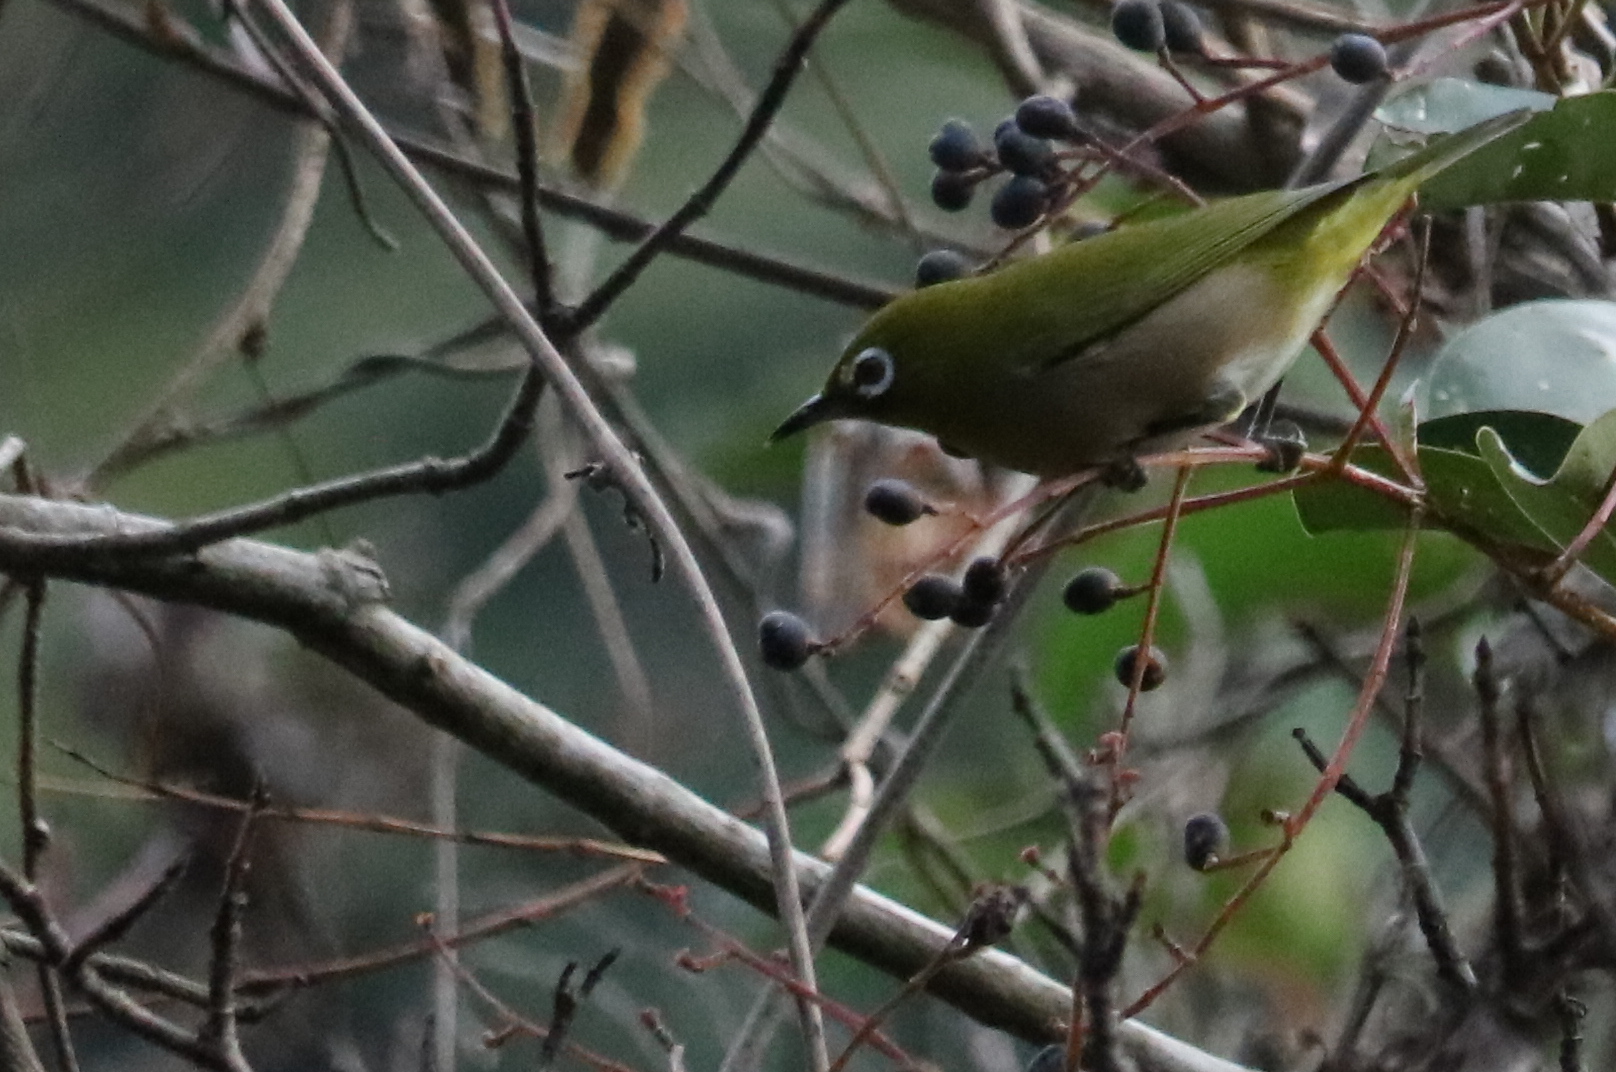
771, 339, 902, 440
771, 293, 943, 444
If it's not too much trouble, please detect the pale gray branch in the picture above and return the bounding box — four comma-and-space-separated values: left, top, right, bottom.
243, 4, 827, 1061
0, 492, 1251, 1072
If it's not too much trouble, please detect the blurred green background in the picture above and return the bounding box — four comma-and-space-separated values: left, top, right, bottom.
0, 0, 1536, 1069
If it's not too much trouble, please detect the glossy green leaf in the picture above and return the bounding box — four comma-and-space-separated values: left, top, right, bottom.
1476, 408, 1616, 584
1421, 444, 1559, 553
1291, 448, 1410, 533
1418, 409, 1583, 474
1414, 90, 1616, 209
1293, 410, 1575, 560
1425, 301, 1616, 424
1376, 78, 1557, 136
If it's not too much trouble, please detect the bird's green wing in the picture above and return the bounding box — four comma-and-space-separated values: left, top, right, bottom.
968, 181, 1349, 374
1003, 109, 1534, 373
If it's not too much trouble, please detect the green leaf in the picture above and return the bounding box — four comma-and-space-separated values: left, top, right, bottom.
1292, 448, 1410, 533
1425, 301, 1616, 424
1292, 410, 1576, 559
1421, 444, 1559, 553
1414, 90, 1616, 209
1476, 408, 1616, 585
1418, 410, 1583, 475
1376, 77, 1557, 135
1391, 383, 1420, 462
1527, 407, 1616, 499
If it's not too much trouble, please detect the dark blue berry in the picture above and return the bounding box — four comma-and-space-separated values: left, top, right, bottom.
931, 169, 976, 212
864, 478, 933, 526
1063, 567, 1122, 614
1184, 812, 1230, 871
915, 250, 972, 288
1015, 95, 1081, 141
1161, 1, 1204, 53
1330, 33, 1388, 83
989, 175, 1049, 229
962, 557, 1007, 606
759, 611, 816, 671
928, 119, 983, 172
950, 598, 995, 628
994, 124, 1056, 177
1115, 644, 1168, 691
904, 575, 963, 620
1112, 0, 1166, 51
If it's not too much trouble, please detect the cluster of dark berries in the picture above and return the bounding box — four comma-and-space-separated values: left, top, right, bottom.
928, 118, 986, 214
926, 94, 1089, 231
859, 477, 1009, 626
1111, 0, 1205, 54
1108, 2, 1385, 85
903, 556, 1009, 629
1060, 569, 1167, 689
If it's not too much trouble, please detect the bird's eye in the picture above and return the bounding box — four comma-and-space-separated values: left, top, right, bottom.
850, 347, 895, 399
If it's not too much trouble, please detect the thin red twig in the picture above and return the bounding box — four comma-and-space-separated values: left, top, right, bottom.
1123, 509, 1423, 1015
1311, 330, 1420, 485
1541, 464, 1616, 585
1108, 466, 1192, 816
1329, 221, 1432, 478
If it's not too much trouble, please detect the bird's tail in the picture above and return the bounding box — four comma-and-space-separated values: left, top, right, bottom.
1305, 108, 1534, 268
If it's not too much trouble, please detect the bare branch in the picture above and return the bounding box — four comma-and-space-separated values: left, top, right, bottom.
239, 12, 829, 1063
41, 0, 895, 311
0, 947, 46, 1072
563, 0, 855, 333
1475, 637, 1525, 980
0, 492, 1253, 1072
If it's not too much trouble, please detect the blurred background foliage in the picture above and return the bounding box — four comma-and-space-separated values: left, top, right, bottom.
2, 0, 1615, 1069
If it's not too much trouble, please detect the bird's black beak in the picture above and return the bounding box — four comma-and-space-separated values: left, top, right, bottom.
770, 393, 838, 442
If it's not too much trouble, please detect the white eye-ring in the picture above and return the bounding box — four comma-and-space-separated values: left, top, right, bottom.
850, 347, 895, 399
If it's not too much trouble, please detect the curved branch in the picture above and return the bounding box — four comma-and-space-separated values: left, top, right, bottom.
0, 493, 1251, 1072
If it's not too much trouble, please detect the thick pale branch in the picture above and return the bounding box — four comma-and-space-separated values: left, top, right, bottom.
0, 494, 1248, 1072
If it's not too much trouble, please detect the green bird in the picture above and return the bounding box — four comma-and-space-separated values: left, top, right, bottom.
773, 111, 1529, 478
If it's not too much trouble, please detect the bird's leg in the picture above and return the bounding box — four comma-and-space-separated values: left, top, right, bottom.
1243, 381, 1308, 471
1229, 375, 1308, 471
1254, 418, 1308, 473
1101, 457, 1150, 492
1244, 381, 1283, 440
